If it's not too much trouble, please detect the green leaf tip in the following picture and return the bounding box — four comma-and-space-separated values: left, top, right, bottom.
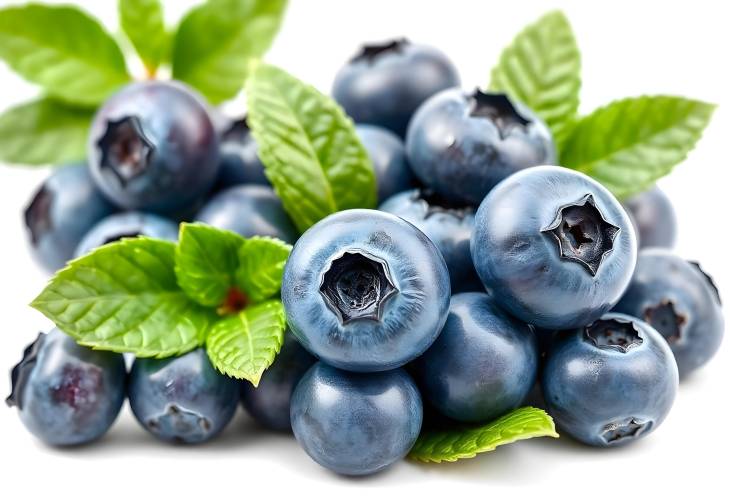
409, 407, 559, 464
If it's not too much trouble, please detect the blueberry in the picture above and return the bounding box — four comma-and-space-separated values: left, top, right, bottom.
240, 333, 315, 432
6, 329, 126, 446
613, 249, 723, 378
471, 166, 637, 329
195, 185, 298, 243
282, 209, 450, 372
412, 292, 538, 422
380, 188, 481, 292
214, 117, 269, 191
333, 38, 460, 137
355, 124, 415, 201
407, 89, 556, 205
88, 81, 220, 214
128, 348, 239, 444
74, 211, 178, 257
290, 362, 422, 476
624, 187, 677, 249
542, 313, 678, 446
24, 163, 115, 272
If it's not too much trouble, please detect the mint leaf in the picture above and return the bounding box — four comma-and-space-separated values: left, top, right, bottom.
235, 237, 291, 303
489, 10, 581, 142
560, 96, 716, 199
0, 98, 92, 166
247, 63, 377, 233
119, 0, 168, 74
409, 407, 558, 463
0, 4, 130, 106
31, 238, 214, 358
206, 300, 286, 385
175, 223, 246, 308
171, 0, 288, 104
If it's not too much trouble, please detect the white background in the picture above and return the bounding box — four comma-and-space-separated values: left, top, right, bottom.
1, 0, 728, 497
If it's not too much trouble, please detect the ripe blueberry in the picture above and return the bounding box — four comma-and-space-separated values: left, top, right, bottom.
471, 166, 637, 329
624, 187, 677, 249
407, 89, 556, 205
290, 362, 422, 476
282, 209, 450, 372
74, 211, 178, 257
355, 124, 415, 202
215, 117, 269, 191
333, 38, 460, 137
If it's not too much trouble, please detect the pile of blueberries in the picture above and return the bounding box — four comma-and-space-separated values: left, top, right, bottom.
8, 39, 724, 476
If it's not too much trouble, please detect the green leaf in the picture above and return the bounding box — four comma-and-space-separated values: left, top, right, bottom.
171, 0, 288, 104
175, 223, 246, 308
31, 238, 215, 358
119, 0, 168, 73
559, 96, 716, 199
206, 300, 286, 385
409, 407, 558, 463
247, 63, 377, 233
235, 237, 291, 303
0, 98, 93, 166
0, 4, 130, 106
489, 10, 581, 141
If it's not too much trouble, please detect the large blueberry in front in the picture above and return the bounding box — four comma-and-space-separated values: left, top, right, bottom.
24, 163, 115, 272
240, 333, 315, 432
356, 124, 415, 201
412, 292, 538, 422
88, 81, 219, 214
74, 211, 178, 257
624, 187, 677, 249
290, 362, 422, 476
543, 313, 678, 446
195, 185, 298, 243
333, 38, 460, 137
613, 249, 723, 378
380, 189, 481, 292
6, 329, 126, 446
283, 209, 450, 372
471, 166, 637, 329
407, 89, 556, 205
128, 348, 239, 444
214, 117, 269, 190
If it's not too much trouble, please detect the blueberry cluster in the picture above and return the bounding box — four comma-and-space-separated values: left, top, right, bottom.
8, 37, 723, 478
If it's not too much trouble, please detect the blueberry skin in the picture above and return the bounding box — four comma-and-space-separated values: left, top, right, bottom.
6, 329, 126, 446
24, 163, 115, 272
413, 292, 538, 422
356, 124, 415, 201
407, 89, 556, 206
613, 249, 724, 378
74, 211, 179, 257
128, 348, 239, 444
88, 81, 220, 214
543, 313, 678, 447
471, 166, 637, 330
290, 362, 423, 476
215, 118, 269, 190
240, 333, 315, 432
624, 187, 677, 249
282, 209, 450, 372
333, 39, 460, 137
195, 185, 298, 243
380, 189, 481, 292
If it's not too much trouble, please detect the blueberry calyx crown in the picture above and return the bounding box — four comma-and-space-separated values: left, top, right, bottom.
102, 232, 142, 246
601, 417, 650, 444
352, 38, 409, 63
585, 318, 643, 353
147, 403, 213, 443
319, 250, 398, 324
24, 186, 53, 245
643, 300, 686, 344
468, 90, 530, 139
6, 332, 46, 410
414, 189, 474, 220
542, 194, 620, 276
97, 116, 155, 187
222, 116, 251, 143
689, 261, 722, 305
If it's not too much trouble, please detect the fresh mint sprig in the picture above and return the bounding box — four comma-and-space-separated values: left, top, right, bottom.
31, 223, 292, 385
119, 0, 169, 76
